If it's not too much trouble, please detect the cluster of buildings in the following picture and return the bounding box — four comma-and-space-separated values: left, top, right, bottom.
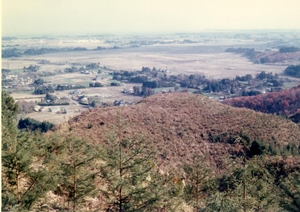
2, 74, 34, 89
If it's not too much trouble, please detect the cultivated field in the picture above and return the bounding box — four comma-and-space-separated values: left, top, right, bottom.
14, 83, 143, 124
5, 41, 299, 124
3, 42, 291, 79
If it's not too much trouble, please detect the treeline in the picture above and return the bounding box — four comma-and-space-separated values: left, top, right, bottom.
38, 102, 69, 106
2, 47, 88, 58
18, 117, 55, 132
225, 47, 260, 62
142, 80, 175, 88
89, 82, 103, 87
279, 46, 300, 53
208, 131, 300, 156
56, 84, 86, 91
112, 67, 167, 83
34, 84, 55, 94
65, 63, 101, 73
2, 91, 300, 211
115, 66, 283, 98
223, 85, 300, 116
284, 64, 300, 78
2, 48, 22, 58
226, 46, 300, 64
23, 65, 39, 72
34, 84, 86, 94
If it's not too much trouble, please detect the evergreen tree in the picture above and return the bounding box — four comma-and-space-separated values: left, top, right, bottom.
98, 113, 163, 211
2, 91, 19, 146
2, 92, 56, 211
156, 169, 186, 212
183, 155, 213, 211
2, 131, 57, 211
204, 137, 281, 211
53, 135, 100, 211
279, 170, 300, 211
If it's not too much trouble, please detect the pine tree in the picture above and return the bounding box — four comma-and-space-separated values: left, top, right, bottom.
2, 91, 19, 151
182, 155, 213, 211
204, 137, 282, 211
279, 170, 300, 211
2, 131, 57, 211
2, 92, 56, 211
98, 113, 163, 211
53, 135, 100, 211
157, 169, 186, 212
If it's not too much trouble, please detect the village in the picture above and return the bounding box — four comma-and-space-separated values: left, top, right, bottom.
2, 32, 300, 124
3, 59, 298, 123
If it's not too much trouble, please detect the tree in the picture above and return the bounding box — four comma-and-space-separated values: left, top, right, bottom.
204, 137, 281, 212
279, 171, 300, 211
98, 113, 163, 211
18, 117, 55, 133
2, 92, 57, 211
111, 82, 121, 86
2, 131, 56, 211
34, 85, 55, 94
53, 135, 100, 211
133, 86, 142, 95
183, 155, 213, 211
17, 100, 36, 114
94, 82, 103, 87
33, 78, 44, 85
142, 87, 154, 97
284, 65, 300, 78
45, 93, 57, 102
2, 91, 19, 148
279, 46, 300, 53
203, 156, 281, 212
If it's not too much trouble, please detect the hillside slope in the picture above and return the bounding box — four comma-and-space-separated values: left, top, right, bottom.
58, 93, 300, 169
223, 85, 300, 116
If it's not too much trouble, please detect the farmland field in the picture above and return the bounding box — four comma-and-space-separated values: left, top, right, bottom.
3, 41, 291, 79
4, 40, 300, 124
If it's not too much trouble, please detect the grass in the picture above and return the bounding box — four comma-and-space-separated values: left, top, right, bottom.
282, 81, 300, 89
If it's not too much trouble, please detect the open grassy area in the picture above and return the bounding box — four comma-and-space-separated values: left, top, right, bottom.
3, 43, 291, 80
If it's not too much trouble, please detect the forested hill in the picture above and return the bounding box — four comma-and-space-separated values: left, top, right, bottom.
60, 92, 300, 168
3, 91, 300, 211
222, 84, 300, 116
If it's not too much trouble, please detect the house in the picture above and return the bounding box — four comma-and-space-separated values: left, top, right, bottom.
39, 107, 48, 112
114, 100, 129, 106
49, 107, 61, 113
34, 106, 41, 112
69, 89, 79, 95
114, 100, 124, 106
79, 97, 89, 105
6, 74, 18, 80
122, 88, 133, 94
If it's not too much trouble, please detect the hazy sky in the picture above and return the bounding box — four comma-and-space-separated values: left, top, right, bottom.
2, 0, 300, 36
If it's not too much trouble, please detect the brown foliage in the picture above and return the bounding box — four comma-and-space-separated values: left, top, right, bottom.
223, 85, 300, 116
56, 93, 300, 171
